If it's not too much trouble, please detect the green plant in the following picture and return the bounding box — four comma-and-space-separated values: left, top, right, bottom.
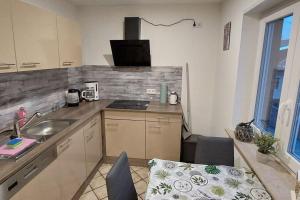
151, 183, 172, 195
155, 170, 170, 180
225, 178, 241, 188
233, 192, 253, 200
179, 163, 193, 171
205, 165, 221, 174
211, 186, 225, 196
254, 132, 279, 154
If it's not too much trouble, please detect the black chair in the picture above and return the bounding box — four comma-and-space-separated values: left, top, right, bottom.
106, 152, 138, 200
194, 135, 234, 166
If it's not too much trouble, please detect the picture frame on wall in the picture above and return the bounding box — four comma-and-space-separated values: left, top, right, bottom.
223, 22, 231, 51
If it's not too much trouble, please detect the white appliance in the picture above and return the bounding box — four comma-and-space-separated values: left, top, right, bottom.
81, 81, 99, 101
169, 91, 178, 105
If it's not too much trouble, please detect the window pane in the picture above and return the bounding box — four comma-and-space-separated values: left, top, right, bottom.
254, 15, 293, 134
289, 83, 300, 160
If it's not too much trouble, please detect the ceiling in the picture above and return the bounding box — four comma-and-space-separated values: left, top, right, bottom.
68, 0, 223, 6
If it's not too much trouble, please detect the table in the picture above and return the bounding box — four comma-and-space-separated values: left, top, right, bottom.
145, 159, 271, 200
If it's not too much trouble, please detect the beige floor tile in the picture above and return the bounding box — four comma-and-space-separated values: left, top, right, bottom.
99, 164, 112, 175
131, 172, 142, 183
83, 185, 92, 194
90, 175, 106, 189
131, 166, 144, 172
79, 191, 98, 200
102, 197, 108, 200
135, 180, 148, 195
135, 168, 149, 179
94, 185, 108, 199
140, 192, 146, 200
102, 173, 108, 179
93, 171, 101, 178
144, 177, 149, 183
138, 196, 143, 200
130, 168, 135, 173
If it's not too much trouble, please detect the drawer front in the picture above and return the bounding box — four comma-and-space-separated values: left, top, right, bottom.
146, 113, 182, 123
104, 111, 145, 121
84, 114, 100, 130
105, 119, 145, 159
146, 121, 181, 161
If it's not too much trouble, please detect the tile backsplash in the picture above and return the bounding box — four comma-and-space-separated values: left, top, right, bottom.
0, 69, 69, 130
0, 66, 182, 130
80, 66, 182, 101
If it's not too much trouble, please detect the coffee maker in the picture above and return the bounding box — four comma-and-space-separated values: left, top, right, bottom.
81, 81, 99, 101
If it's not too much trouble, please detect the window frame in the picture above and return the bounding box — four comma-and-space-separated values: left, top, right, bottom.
249, 2, 300, 173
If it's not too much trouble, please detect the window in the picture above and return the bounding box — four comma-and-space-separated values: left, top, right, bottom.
289, 84, 300, 160
254, 15, 293, 134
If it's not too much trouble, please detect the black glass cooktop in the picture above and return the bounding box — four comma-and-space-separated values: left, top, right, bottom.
107, 100, 150, 110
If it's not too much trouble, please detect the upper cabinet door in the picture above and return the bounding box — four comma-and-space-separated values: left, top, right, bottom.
0, 0, 17, 73
12, 0, 59, 71
57, 16, 82, 68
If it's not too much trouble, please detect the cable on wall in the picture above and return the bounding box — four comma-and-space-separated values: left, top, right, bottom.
140, 17, 197, 27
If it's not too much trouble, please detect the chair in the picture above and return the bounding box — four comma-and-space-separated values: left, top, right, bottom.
106, 152, 138, 200
194, 135, 234, 166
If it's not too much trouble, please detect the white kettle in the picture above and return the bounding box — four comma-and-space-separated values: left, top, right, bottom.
169, 91, 178, 105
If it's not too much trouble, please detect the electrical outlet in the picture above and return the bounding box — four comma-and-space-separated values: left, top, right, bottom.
146, 89, 157, 95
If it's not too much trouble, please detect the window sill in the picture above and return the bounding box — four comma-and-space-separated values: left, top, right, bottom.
225, 129, 296, 200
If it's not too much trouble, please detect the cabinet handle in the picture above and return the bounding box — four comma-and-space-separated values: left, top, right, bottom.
0, 63, 15, 67
59, 144, 70, 154
107, 123, 118, 127
57, 138, 72, 154
23, 165, 38, 180
86, 132, 94, 143
90, 121, 97, 129
149, 126, 161, 128
63, 61, 73, 66
0, 66, 11, 70
21, 62, 40, 68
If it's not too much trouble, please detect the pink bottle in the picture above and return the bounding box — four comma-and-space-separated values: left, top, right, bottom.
17, 107, 27, 127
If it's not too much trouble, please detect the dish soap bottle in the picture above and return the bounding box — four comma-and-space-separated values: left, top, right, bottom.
17, 107, 27, 128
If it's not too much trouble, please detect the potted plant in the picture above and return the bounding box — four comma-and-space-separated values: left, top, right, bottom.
254, 132, 279, 163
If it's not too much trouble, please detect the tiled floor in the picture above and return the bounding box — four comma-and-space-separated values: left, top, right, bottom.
79, 163, 149, 200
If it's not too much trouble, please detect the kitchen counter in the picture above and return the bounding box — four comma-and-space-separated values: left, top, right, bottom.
0, 100, 182, 184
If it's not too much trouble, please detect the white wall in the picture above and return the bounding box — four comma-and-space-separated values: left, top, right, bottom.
211, 0, 263, 136
78, 4, 221, 135
22, 0, 78, 20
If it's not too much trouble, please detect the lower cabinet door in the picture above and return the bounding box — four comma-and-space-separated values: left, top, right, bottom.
11, 159, 61, 200
105, 119, 145, 159
146, 121, 181, 161
84, 115, 101, 175
57, 129, 86, 200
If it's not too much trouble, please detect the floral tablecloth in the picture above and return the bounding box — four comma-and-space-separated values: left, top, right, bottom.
145, 159, 271, 200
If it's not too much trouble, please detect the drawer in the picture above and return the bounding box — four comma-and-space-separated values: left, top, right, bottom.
146, 113, 182, 123
104, 111, 145, 121
84, 113, 100, 131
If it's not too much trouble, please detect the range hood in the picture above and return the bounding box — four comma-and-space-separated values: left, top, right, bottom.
110, 17, 151, 67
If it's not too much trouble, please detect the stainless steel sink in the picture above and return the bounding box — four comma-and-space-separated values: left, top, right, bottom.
22, 119, 77, 140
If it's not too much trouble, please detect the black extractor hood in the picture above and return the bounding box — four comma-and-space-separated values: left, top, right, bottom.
110, 17, 151, 67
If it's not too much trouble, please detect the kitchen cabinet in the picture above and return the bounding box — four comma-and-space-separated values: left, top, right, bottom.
57, 16, 82, 68
57, 129, 86, 200
0, 0, 17, 73
104, 111, 182, 161
83, 114, 102, 176
12, 0, 59, 71
105, 111, 146, 159
11, 152, 61, 200
146, 113, 182, 161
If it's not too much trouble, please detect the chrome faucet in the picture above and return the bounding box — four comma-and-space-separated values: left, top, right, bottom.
14, 112, 42, 138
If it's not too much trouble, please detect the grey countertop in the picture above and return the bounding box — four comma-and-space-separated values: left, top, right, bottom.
0, 100, 182, 184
